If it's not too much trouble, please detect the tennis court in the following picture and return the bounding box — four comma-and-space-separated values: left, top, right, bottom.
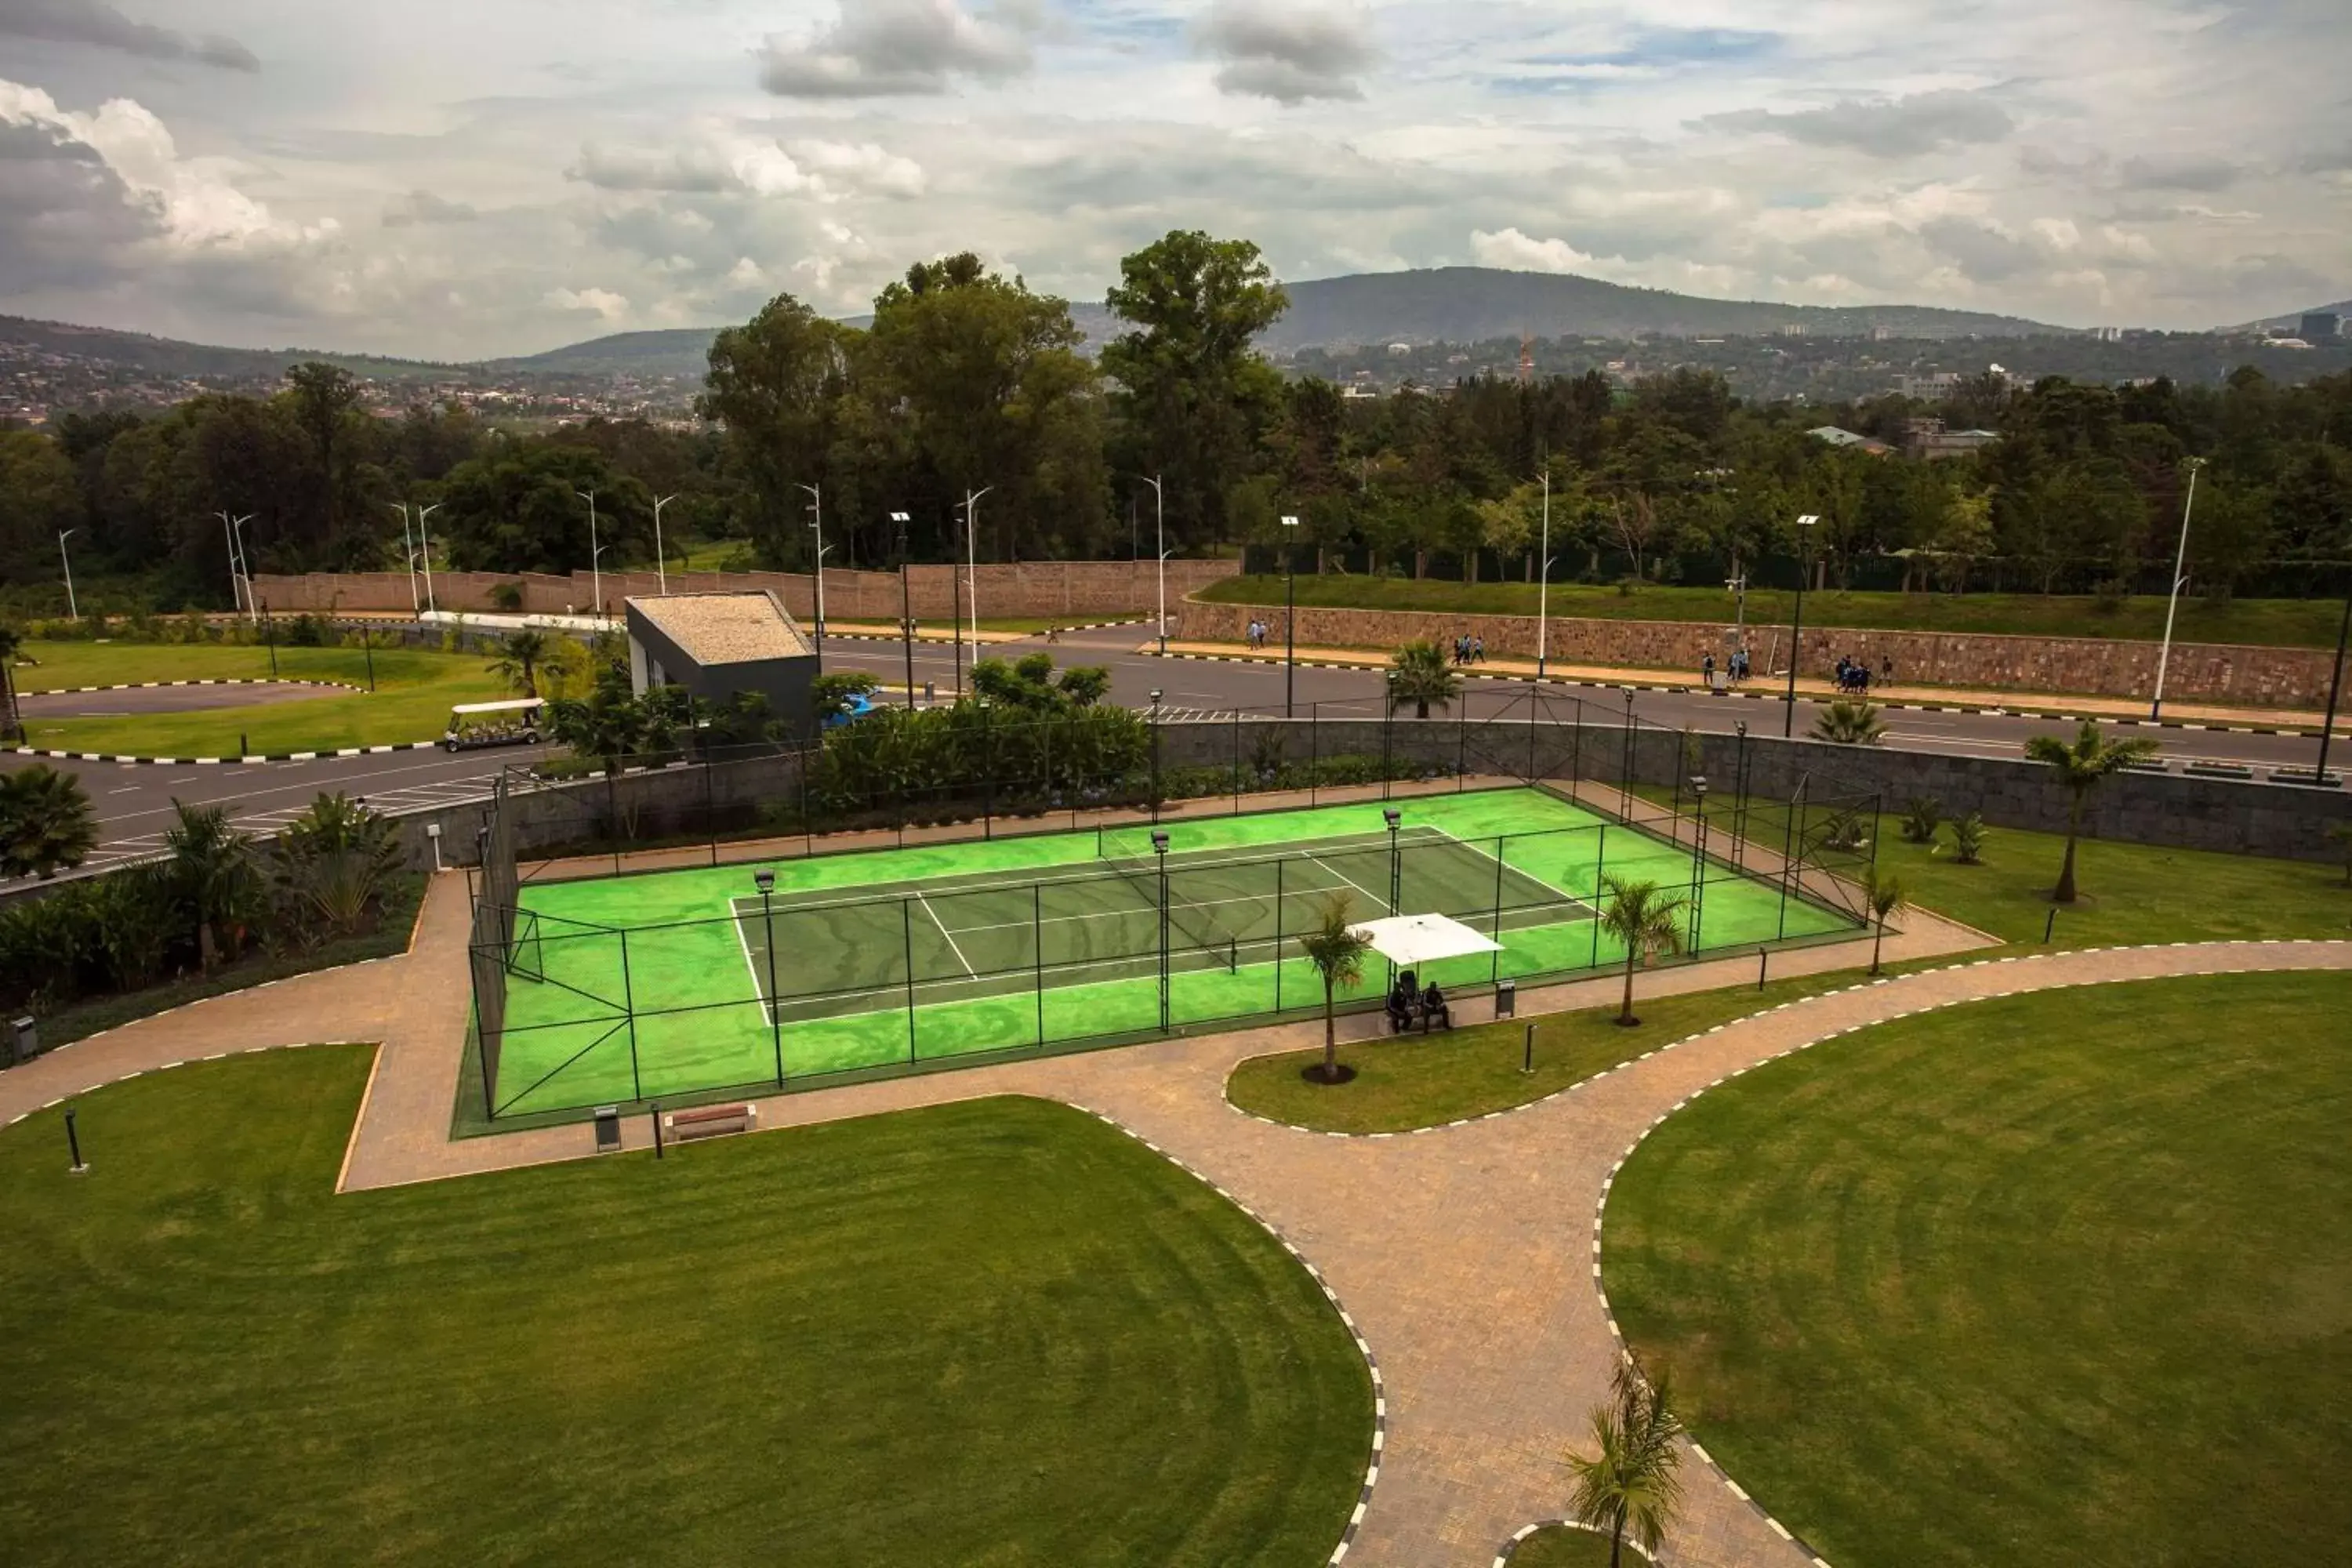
481, 786, 1857, 1120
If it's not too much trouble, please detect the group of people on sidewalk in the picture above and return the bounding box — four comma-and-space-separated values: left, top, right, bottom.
1450, 633, 1486, 665
1244, 619, 1272, 651
1834, 654, 1895, 695
1700, 648, 1754, 686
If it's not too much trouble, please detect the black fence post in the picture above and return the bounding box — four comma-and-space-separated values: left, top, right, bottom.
1590, 825, 1606, 968
1273, 857, 1285, 1012
1033, 883, 1046, 1047
903, 898, 919, 1064
706, 756, 719, 867
620, 928, 643, 1103
1490, 833, 1506, 987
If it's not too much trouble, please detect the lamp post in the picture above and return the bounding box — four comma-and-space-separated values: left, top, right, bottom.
891, 511, 915, 710
651, 494, 678, 595
1537, 472, 1552, 679
1726, 567, 1748, 664
1384, 806, 1403, 916
1783, 514, 1820, 739
219, 511, 255, 614
387, 503, 417, 612
1149, 688, 1163, 822
230, 514, 258, 625
1137, 474, 1168, 655
1152, 829, 1172, 1031
1280, 514, 1301, 717
416, 503, 441, 615
962, 485, 993, 662
2316, 580, 2351, 785
577, 488, 601, 622
800, 482, 826, 647
56, 528, 78, 620
2151, 457, 2205, 721
754, 869, 782, 1086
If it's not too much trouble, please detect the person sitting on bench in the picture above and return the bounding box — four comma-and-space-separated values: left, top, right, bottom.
1419, 982, 1450, 1031
1386, 975, 1414, 1033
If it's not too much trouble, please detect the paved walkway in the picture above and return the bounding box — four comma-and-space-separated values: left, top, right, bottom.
6, 870, 2347, 1566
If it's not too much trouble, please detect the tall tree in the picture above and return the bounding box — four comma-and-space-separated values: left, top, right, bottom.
282, 362, 364, 558
2023, 720, 2159, 902
697, 292, 850, 566
1103, 230, 1290, 546
1567, 1360, 1686, 1567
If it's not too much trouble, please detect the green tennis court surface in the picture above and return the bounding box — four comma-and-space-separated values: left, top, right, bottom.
485, 786, 1855, 1119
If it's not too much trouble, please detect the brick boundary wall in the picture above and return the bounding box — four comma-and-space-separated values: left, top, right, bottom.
1173, 597, 2349, 710
248, 561, 1238, 623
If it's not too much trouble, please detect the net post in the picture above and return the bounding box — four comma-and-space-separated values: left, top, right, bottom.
620, 928, 643, 1104
903, 896, 919, 1065
1490, 833, 1505, 988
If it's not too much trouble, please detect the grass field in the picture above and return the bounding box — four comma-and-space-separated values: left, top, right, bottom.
10, 639, 507, 753
491, 786, 1854, 1118
1504, 1526, 1642, 1566
1229, 804, 2350, 1133
1603, 971, 2352, 1567
0, 1051, 1373, 1566
1198, 575, 2351, 648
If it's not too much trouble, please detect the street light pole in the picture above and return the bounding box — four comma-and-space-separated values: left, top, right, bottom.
651, 494, 678, 595
219, 511, 254, 614
962, 485, 993, 662
2151, 456, 2205, 722
755, 869, 782, 1086
1149, 688, 1163, 823
890, 511, 915, 710
2316, 582, 2351, 785
1783, 514, 1820, 739
56, 528, 78, 620
1140, 474, 1167, 655
799, 482, 827, 648
387, 503, 417, 612
576, 488, 601, 622
230, 514, 259, 625
1280, 514, 1301, 717
416, 503, 441, 615
1537, 473, 1552, 680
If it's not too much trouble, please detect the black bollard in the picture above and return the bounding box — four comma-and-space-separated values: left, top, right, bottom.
1522, 1022, 1537, 1075
65, 1106, 86, 1174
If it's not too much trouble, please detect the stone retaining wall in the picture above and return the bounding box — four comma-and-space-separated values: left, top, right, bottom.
249, 560, 1237, 623
1175, 597, 2347, 708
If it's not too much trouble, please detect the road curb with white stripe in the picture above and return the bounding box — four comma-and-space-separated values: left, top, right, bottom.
19, 677, 365, 697
4, 741, 446, 766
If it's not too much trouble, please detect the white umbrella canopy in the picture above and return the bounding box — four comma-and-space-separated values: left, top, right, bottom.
1351, 913, 1504, 968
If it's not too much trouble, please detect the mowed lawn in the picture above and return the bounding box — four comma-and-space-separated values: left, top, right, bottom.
1504, 1526, 1639, 1566
11, 639, 507, 753
1604, 971, 2352, 1568
0, 1050, 1372, 1567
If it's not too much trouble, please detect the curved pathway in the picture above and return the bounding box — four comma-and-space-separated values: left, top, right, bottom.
5, 869, 2347, 1566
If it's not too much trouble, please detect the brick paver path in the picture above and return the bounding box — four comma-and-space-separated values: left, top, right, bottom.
7, 868, 2347, 1566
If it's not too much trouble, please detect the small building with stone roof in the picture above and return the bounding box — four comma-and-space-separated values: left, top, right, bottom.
623, 590, 819, 736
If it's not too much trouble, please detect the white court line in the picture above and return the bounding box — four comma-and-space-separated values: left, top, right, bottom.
916, 889, 979, 978
728, 897, 777, 1029
1305, 851, 1385, 909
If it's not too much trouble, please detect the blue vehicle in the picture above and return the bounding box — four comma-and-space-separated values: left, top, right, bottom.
822, 690, 880, 729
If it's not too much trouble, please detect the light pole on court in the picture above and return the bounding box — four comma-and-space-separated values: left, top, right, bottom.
1280, 514, 1301, 717
1783, 514, 1819, 739
754, 869, 782, 1086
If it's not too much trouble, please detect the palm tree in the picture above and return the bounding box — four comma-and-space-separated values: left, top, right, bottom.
2023, 720, 2158, 902
166, 800, 260, 969
1865, 868, 1907, 975
1296, 893, 1373, 1083
1811, 699, 1886, 745
489, 629, 554, 697
1386, 640, 1461, 720
1568, 1359, 1686, 1567
1599, 874, 1687, 1027
0, 764, 100, 880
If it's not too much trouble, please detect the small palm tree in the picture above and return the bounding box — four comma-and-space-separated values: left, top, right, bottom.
1812, 699, 1886, 745
1598, 874, 1687, 1027
166, 800, 260, 969
1865, 867, 1907, 975
1568, 1359, 1686, 1568
1296, 893, 1373, 1083
1941, 811, 1989, 866
0, 763, 100, 880
489, 629, 554, 697
2023, 720, 2158, 902
1386, 640, 1461, 720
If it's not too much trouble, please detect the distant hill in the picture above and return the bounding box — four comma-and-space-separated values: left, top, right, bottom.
0, 267, 2074, 395
1254, 267, 2060, 350
2246, 298, 2351, 336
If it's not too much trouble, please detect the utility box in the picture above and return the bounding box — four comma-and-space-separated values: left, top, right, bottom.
1493, 980, 1516, 1019
593, 1105, 622, 1154
9, 1016, 38, 1066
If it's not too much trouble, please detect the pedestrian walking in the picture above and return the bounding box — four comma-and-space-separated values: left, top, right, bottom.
1471, 634, 1486, 664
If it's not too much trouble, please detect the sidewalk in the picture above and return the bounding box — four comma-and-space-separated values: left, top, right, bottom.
1152, 639, 2350, 736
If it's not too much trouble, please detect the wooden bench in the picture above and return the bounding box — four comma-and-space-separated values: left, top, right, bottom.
663, 1103, 757, 1143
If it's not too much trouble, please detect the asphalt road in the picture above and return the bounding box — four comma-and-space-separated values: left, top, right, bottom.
19, 682, 341, 719
6, 623, 2336, 886
816, 626, 2342, 773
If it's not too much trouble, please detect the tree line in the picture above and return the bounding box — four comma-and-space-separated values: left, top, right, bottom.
3, 227, 2348, 615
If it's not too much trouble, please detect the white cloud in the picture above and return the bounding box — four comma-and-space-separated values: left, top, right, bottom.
1196, 0, 1380, 104
1470, 227, 1600, 274
758, 0, 1034, 99
1703, 89, 2016, 158
544, 285, 629, 321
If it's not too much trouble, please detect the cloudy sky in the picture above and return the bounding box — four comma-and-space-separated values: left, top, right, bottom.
2, 0, 2346, 358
